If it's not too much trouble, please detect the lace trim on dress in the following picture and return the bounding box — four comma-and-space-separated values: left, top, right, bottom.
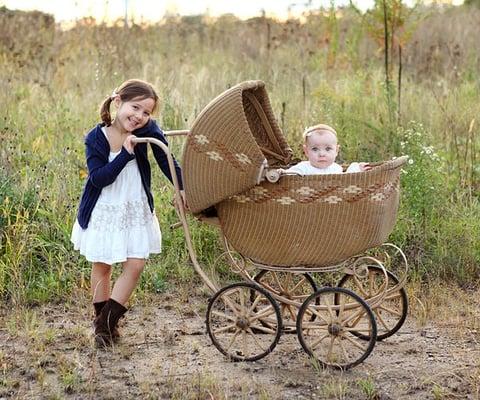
89, 199, 154, 232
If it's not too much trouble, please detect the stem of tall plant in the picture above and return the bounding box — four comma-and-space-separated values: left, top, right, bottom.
383, 0, 390, 87
397, 44, 402, 127
383, 0, 396, 143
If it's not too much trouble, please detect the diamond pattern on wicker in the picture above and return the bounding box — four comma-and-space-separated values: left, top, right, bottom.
194, 134, 209, 145
190, 134, 263, 172
235, 153, 252, 164
276, 196, 296, 205
230, 177, 399, 205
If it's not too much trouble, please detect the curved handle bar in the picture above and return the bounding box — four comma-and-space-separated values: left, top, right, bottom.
163, 130, 190, 137
131, 135, 218, 294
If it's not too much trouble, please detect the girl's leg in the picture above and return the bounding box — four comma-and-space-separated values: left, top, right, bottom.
110, 258, 146, 305
94, 258, 145, 346
91, 262, 112, 303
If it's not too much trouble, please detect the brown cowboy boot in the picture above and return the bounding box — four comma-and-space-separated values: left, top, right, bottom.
94, 298, 127, 347
93, 301, 120, 341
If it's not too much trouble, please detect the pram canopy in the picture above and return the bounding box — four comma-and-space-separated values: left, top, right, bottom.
182, 81, 407, 268
183, 80, 293, 214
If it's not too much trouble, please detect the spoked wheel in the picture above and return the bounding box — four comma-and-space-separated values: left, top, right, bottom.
337, 266, 408, 341
296, 287, 377, 370
254, 270, 318, 333
206, 282, 282, 362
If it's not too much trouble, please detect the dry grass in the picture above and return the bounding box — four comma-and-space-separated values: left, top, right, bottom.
1, 283, 479, 399
409, 280, 480, 339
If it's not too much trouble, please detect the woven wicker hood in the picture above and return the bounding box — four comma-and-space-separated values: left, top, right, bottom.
183, 80, 293, 214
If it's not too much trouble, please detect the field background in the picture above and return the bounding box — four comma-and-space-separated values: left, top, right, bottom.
0, 2, 480, 398
1, 2, 479, 303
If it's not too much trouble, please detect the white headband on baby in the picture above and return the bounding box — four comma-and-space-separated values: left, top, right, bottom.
303, 124, 337, 139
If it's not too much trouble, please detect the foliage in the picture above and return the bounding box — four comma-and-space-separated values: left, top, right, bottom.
0, 4, 479, 303
398, 122, 443, 222
464, 0, 480, 7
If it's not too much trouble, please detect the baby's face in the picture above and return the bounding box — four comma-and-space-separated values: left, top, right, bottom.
303, 130, 339, 169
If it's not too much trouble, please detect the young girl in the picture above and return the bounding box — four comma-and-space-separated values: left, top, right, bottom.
71, 79, 184, 347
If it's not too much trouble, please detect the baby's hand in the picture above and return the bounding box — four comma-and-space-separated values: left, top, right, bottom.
123, 134, 137, 154
358, 162, 371, 171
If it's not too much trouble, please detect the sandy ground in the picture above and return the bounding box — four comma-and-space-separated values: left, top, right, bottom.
1, 289, 479, 400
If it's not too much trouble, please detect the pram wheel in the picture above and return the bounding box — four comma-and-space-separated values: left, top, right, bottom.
296, 287, 377, 370
206, 282, 282, 362
254, 270, 318, 333
336, 266, 408, 341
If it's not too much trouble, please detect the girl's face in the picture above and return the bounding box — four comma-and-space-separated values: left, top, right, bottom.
303, 130, 339, 169
114, 96, 155, 132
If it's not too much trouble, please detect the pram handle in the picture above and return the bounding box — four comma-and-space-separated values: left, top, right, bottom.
163, 130, 190, 137
131, 136, 218, 294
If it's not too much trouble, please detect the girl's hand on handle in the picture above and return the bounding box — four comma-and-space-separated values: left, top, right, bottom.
123, 134, 137, 154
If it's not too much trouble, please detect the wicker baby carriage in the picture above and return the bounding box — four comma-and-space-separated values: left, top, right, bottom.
134, 80, 409, 370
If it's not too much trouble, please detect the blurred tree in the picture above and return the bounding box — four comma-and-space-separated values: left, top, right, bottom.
464, 0, 480, 6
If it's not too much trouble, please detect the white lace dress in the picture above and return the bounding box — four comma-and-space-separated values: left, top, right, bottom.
71, 142, 161, 265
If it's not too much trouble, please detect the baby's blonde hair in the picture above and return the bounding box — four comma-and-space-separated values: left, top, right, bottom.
303, 124, 337, 143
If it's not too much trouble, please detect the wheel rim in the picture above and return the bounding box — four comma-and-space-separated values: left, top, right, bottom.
206, 282, 282, 362
254, 270, 318, 333
297, 287, 377, 370
337, 266, 408, 341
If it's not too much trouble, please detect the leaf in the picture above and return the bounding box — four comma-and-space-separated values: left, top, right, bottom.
78, 168, 88, 180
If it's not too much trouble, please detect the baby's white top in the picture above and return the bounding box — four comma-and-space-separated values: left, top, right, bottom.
286, 161, 342, 175
286, 161, 362, 175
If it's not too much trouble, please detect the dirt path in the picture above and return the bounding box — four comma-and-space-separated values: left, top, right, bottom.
1, 290, 479, 399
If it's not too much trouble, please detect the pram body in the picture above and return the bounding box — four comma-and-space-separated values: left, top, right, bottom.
183, 80, 404, 268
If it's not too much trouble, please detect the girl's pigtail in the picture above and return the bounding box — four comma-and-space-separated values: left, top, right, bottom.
100, 97, 114, 126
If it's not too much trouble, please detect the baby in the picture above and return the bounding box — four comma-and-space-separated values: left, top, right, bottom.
286, 124, 369, 175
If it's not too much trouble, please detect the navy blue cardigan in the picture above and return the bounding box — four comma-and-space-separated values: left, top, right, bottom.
76, 119, 183, 229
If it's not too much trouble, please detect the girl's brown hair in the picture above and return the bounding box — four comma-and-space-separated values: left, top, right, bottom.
100, 79, 159, 126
